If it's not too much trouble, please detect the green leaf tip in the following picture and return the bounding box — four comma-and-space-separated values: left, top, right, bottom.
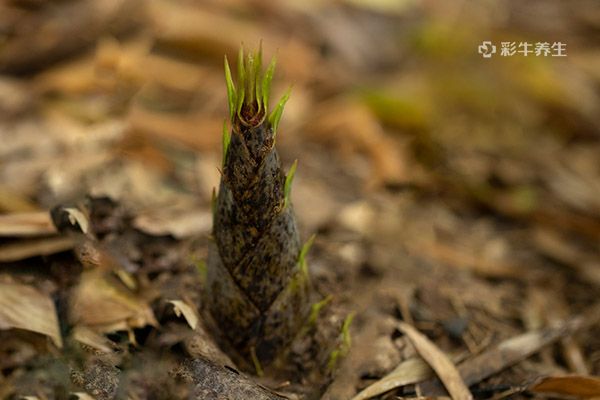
268, 86, 291, 137
298, 233, 316, 277
327, 312, 355, 372
341, 312, 354, 347
224, 56, 236, 120
236, 46, 246, 118
222, 120, 231, 167
308, 295, 333, 326
250, 346, 264, 377
283, 159, 298, 209
262, 56, 277, 111
224, 43, 280, 126
195, 259, 207, 283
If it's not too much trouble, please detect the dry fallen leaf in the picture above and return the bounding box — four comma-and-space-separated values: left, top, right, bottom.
307, 98, 408, 187
530, 375, 600, 398
134, 208, 212, 239
0, 212, 56, 237
72, 325, 116, 354
398, 322, 472, 400
421, 314, 590, 395
168, 299, 199, 330
71, 393, 96, 400
351, 357, 434, 400
0, 282, 62, 348
70, 270, 158, 337
0, 236, 74, 262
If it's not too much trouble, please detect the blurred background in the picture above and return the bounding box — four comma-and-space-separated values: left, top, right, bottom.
1, 0, 600, 398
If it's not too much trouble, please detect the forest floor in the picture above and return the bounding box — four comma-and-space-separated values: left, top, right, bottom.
1, 0, 600, 399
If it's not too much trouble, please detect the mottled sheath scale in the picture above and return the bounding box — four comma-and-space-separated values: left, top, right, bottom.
207, 47, 310, 364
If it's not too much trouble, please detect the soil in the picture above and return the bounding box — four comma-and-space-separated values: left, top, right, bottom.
0, 0, 599, 399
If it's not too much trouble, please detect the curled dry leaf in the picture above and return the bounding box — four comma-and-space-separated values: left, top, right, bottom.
0, 282, 62, 348
168, 299, 199, 330
61, 207, 90, 235
397, 322, 472, 400
70, 270, 158, 336
530, 375, 600, 398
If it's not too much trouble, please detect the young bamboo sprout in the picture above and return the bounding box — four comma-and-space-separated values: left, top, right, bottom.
207, 46, 310, 365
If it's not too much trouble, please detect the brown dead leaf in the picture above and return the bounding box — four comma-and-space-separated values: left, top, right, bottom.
127, 105, 222, 152
398, 322, 472, 400
134, 208, 211, 239
530, 375, 600, 398
406, 239, 520, 279
0, 0, 143, 73
351, 357, 434, 400
307, 98, 408, 187
72, 325, 116, 354
0, 236, 75, 262
0, 282, 62, 348
70, 270, 157, 336
0, 185, 38, 212
421, 314, 589, 395
148, 0, 263, 59
0, 212, 57, 237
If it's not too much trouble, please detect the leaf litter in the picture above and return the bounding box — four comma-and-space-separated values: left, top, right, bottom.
1, 0, 600, 398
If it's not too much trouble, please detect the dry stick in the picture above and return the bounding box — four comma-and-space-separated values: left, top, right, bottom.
183, 357, 289, 400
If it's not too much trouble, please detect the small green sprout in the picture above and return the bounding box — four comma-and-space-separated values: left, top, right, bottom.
268, 87, 292, 137
250, 346, 264, 377
195, 259, 207, 283
308, 295, 333, 326
298, 233, 316, 277
261, 56, 277, 111
224, 57, 236, 120
236, 47, 246, 117
283, 159, 298, 209
327, 312, 355, 372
